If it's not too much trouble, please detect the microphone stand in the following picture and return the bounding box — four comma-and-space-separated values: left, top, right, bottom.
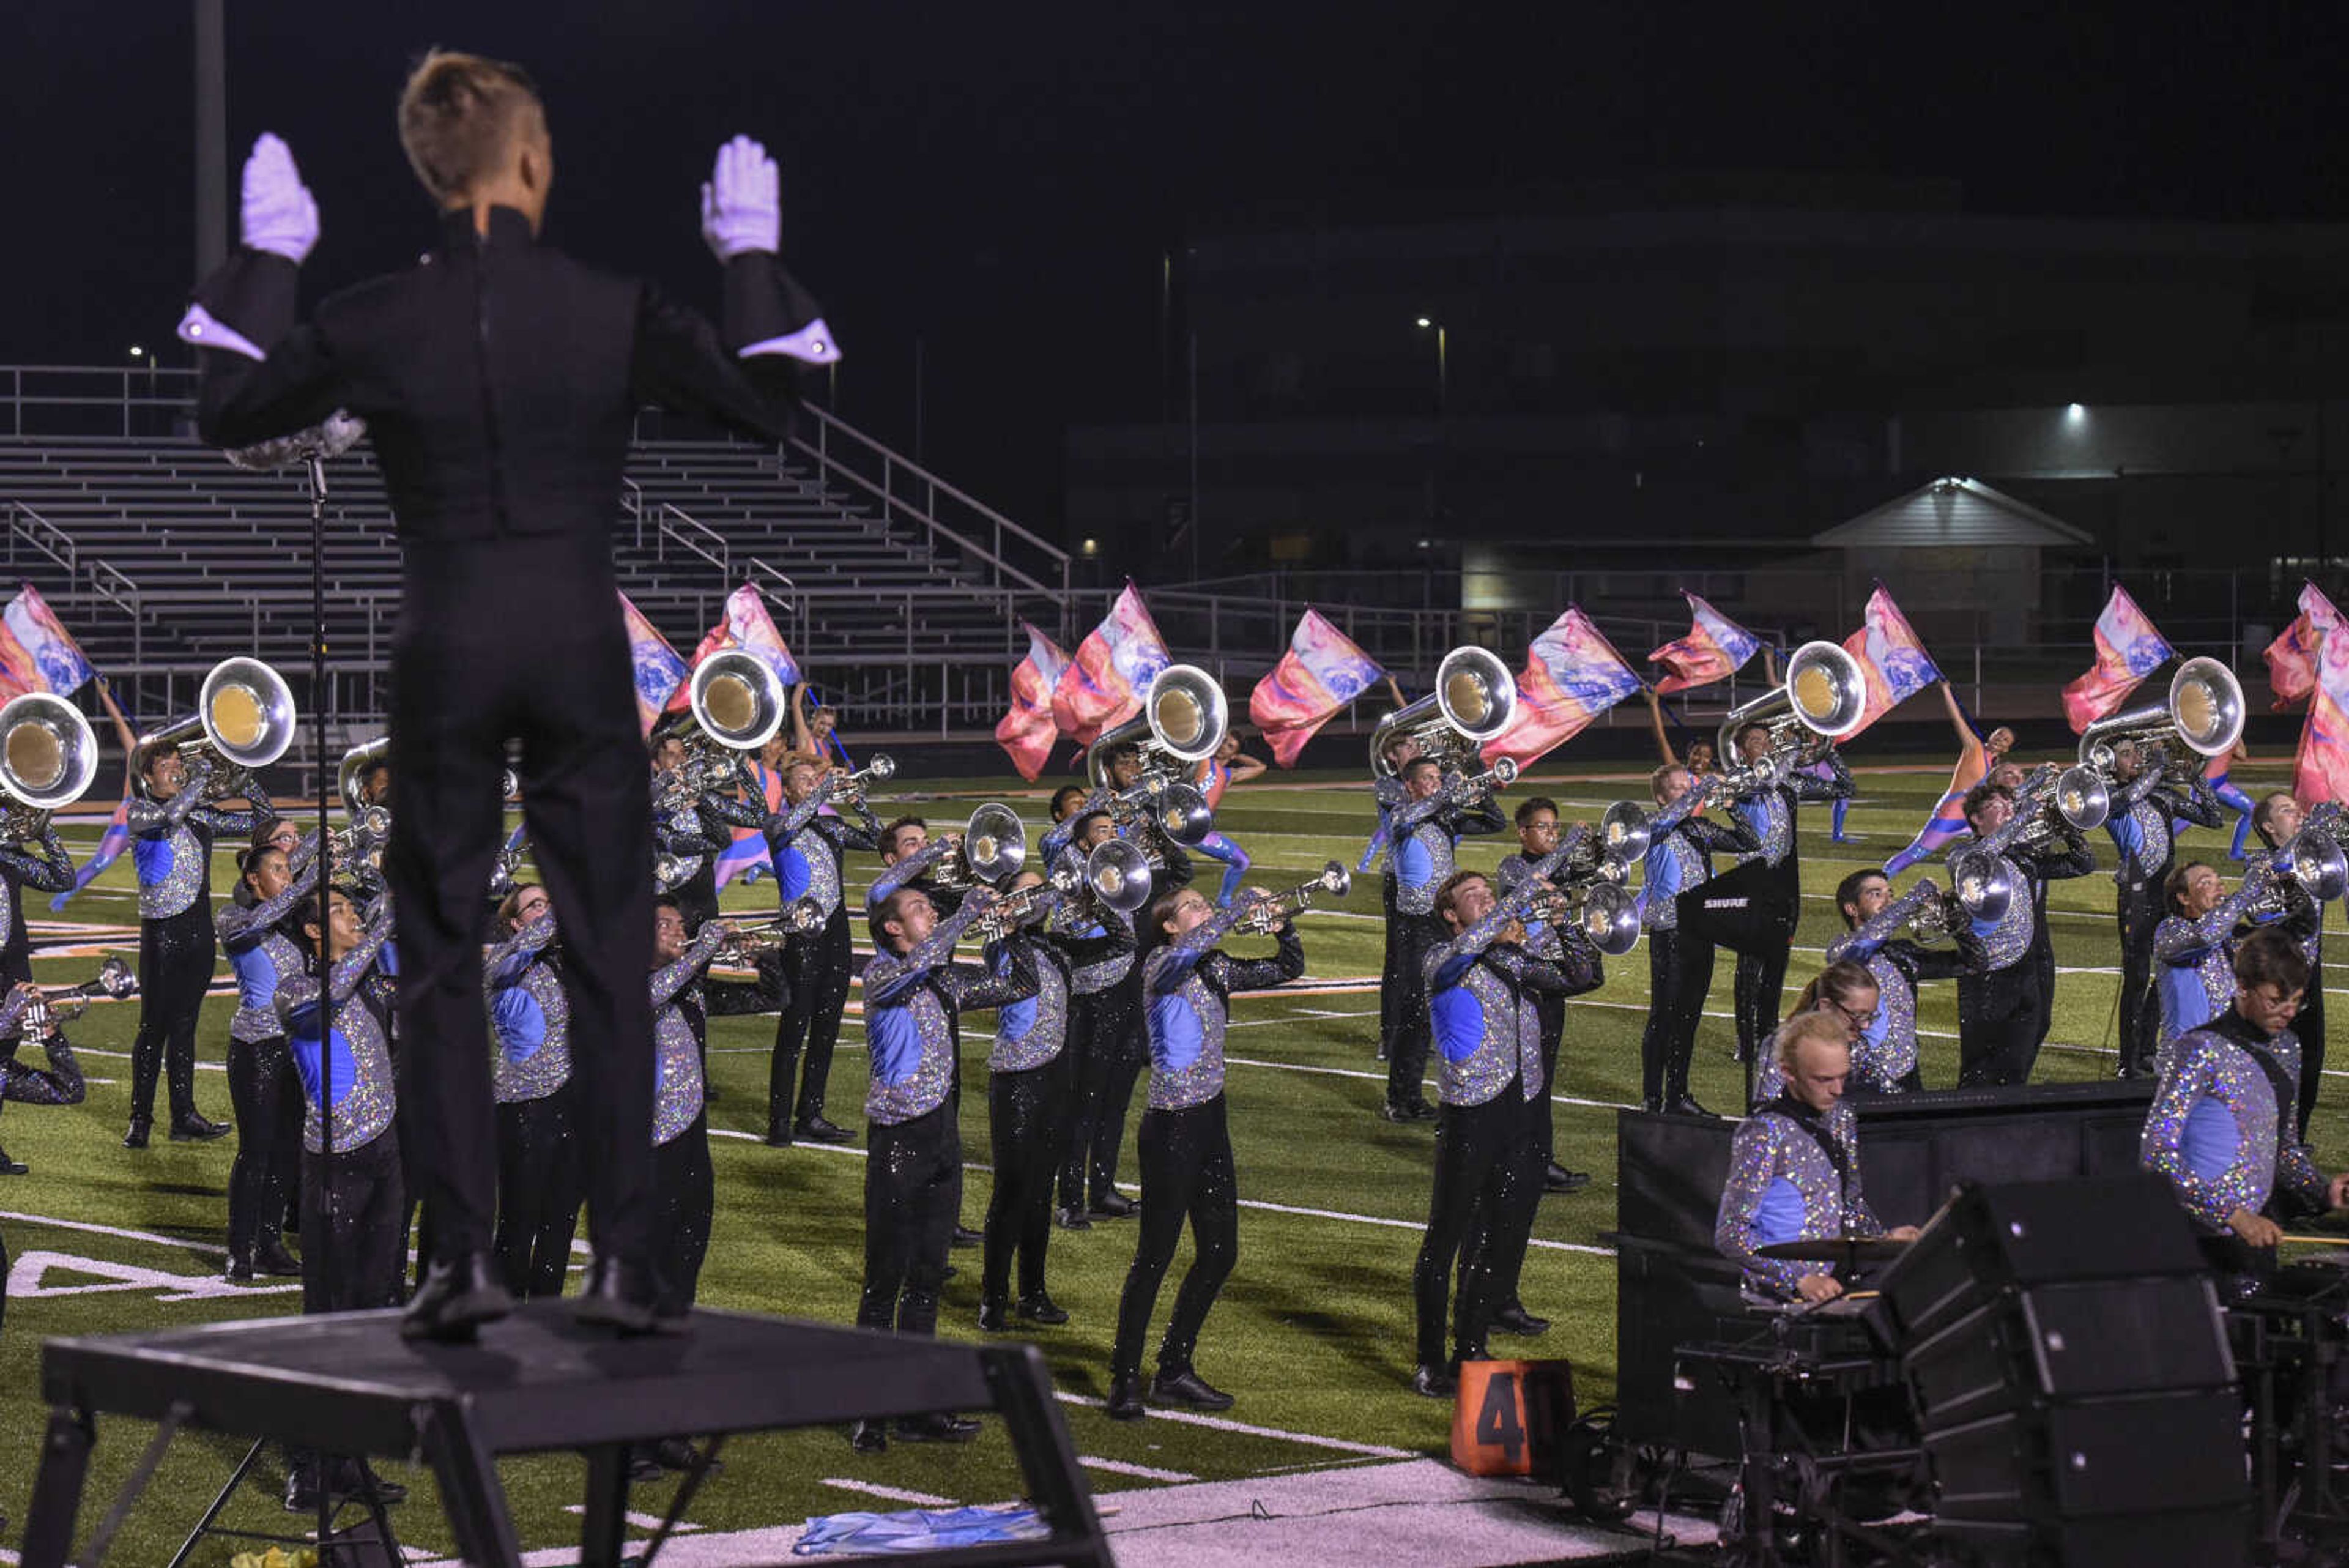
306, 450, 335, 1290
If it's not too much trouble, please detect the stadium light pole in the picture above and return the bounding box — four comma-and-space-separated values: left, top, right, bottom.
1416, 316, 1446, 414
195, 0, 228, 278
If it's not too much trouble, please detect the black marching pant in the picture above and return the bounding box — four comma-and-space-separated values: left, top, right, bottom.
1416, 1088, 1535, 1368
1477, 993, 1565, 1311
385, 540, 656, 1272
652, 1116, 714, 1318
1113, 1095, 1238, 1381
1064, 978, 1144, 1207
1642, 927, 1715, 1105
494, 1081, 585, 1299
985, 1055, 1071, 1304
2300, 957, 2328, 1138
226, 1033, 303, 1263
859, 1104, 961, 1337
1732, 868, 1799, 1063
1958, 962, 2044, 1087
773, 905, 852, 1127
301, 1129, 407, 1315
2115, 875, 2164, 1076
1376, 874, 1401, 1063
1384, 908, 1447, 1109
129, 905, 215, 1125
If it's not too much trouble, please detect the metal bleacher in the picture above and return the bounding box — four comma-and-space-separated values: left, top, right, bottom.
0, 389, 1074, 743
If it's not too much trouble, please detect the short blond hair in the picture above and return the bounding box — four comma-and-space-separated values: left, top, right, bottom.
1775, 1009, 1849, 1075
398, 50, 544, 203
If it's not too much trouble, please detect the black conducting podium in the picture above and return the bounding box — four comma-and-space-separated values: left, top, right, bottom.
20, 1301, 1110, 1567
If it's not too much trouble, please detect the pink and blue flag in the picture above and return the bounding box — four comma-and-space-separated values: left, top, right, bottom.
667, 584, 803, 717
49, 790, 131, 912
617, 592, 690, 740
2294, 588, 2349, 804
714, 759, 785, 890
1838, 585, 1940, 739
1250, 608, 1384, 767
1648, 593, 1761, 695
4, 584, 94, 695
1481, 608, 1642, 768
1052, 582, 1170, 747
2061, 585, 2172, 734
2267, 582, 2333, 711
996, 622, 1072, 781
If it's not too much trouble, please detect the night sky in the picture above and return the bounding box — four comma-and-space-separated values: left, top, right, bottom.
8, 1, 2348, 533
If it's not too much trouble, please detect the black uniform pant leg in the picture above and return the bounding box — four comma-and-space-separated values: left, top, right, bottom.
793, 907, 853, 1123
1058, 992, 1103, 1209
1414, 1094, 1504, 1369
678, 863, 720, 934
2030, 926, 2057, 1049
226, 1033, 299, 1263
1642, 928, 1715, 1105
1113, 1099, 1208, 1380
1088, 979, 1146, 1203
1155, 1096, 1236, 1377
859, 1105, 957, 1337
2299, 960, 2327, 1137
1377, 877, 1402, 1061
301, 1130, 406, 1315
1386, 910, 1445, 1110
1958, 964, 2043, 1087
1732, 872, 1798, 1063
984, 1059, 1064, 1305
651, 1116, 714, 1317
493, 1083, 585, 1299
2116, 878, 2164, 1076
770, 925, 822, 1130
129, 907, 213, 1125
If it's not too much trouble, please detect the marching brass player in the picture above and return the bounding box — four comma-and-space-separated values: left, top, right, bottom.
867, 817, 969, 921
1379, 754, 1507, 1123
1951, 777, 2094, 1087
483, 885, 582, 1299
2252, 793, 2330, 1133
2142, 929, 2348, 1266
2106, 740, 2222, 1077
976, 868, 1135, 1331
648, 726, 730, 934
1723, 712, 1854, 1068
1056, 810, 1148, 1224
218, 834, 322, 1279
1823, 869, 1984, 1096
1493, 797, 1598, 1194
0, 809, 75, 1178
1637, 764, 1760, 1115
2152, 860, 2277, 1074
0, 979, 89, 1334
646, 897, 766, 1321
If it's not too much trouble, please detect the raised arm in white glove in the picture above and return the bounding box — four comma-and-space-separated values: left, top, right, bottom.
700, 135, 780, 260
240, 133, 319, 264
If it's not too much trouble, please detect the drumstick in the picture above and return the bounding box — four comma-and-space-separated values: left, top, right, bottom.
2276, 1235, 2349, 1246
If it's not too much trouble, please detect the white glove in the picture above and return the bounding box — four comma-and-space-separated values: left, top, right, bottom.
240, 133, 319, 264
700, 134, 780, 260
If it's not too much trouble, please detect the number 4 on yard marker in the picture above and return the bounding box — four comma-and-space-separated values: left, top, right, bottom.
1474, 1372, 1524, 1467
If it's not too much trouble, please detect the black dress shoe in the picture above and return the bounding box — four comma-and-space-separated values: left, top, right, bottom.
977, 1297, 1007, 1331
283, 1457, 326, 1514
1054, 1206, 1093, 1232
1409, 1364, 1457, 1399
795, 1113, 854, 1144
1106, 1373, 1147, 1420
401, 1252, 514, 1343
951, 1223, 984, 1248
255, 1238, 302, 1277
1150, 1366, 1234, 1411
1015, 1293, 1069, 1325
625, 1445, 664, 1484
1543, 1163, 1590, 1194
1407, 1099, 1439, 1121
1088, 1190, 1137, 1220
1664, 1094, 1719, 1119
849, 1419, 888, 1454
337, 1457, 406, 1506
575, 1255, 677, 1334
122, 1118, 151, 1150
651, 1436, 716, 1473
1491, 1304, 1550, 1336
0, 1146, 26, 1176
1639, 1096, 1663, 1113
169, 1113, 231, 1142
763, 1121, 795, 1148
894, 1411, 982, 1443
223, 1255, 254, 1283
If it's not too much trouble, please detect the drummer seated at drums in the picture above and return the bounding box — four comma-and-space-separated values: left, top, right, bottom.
1715, 1011, 1920, 1306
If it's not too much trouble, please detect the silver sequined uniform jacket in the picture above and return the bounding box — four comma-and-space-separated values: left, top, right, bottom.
484, 916, 572, 1104
862, 903, 1039, 1126
1714, 1099, 1882, 1301
1142, 906, 1305, 1110
2142, 1014, 2328, 1232
274, 907, 398, 1155
650, 925, 727, 1146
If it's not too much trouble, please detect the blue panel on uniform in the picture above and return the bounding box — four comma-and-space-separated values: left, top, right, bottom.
1430, 986, 1486, 1064
869, 1006, 924, 1087
492, 989, 547, 1065
1151, 993, 1202, 1074
132, 838, 174, 886
2181, 1096, 2241, 1184
1755, 1176, 1807, 1248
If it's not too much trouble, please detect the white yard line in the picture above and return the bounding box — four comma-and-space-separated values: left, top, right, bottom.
1082, 1455, 1198, 1482
1054, 1391, 1411, 1458
817, 1476, 959, 1506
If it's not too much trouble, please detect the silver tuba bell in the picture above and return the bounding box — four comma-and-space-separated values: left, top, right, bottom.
1090, 664, 1229, 849
1715, 640, 1868, 773
0, 692, 97, 842
1369, 645, 1516, 776
2079, 656, 2246, 777
133, 656, 297, 799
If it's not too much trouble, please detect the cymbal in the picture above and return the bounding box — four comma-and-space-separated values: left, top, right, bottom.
1757, 1236, 1911, 1263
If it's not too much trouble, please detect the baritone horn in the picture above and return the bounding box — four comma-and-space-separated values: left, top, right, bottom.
1237, 860, 1351, 934
1077, 837, 1154, 918
0, 692, 98, 841
933, 802, 1027, 890
1369, 645, 1516, 776
2078, 656, 2246, 776
1715, 639, 1868, 771
1089, 664, 1230, 848
689, 650, 789, 755
133, 656, 297, 798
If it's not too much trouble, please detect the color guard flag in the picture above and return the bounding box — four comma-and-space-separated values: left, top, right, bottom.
1051, 581, 1170, 746
713, 759, 785, 890
996, 622, 1072, 781
2061, 585, 2173, 734
1838, 584, 1941, 738
2266, 582, 2334, 711
1249, 608, 1385, 767
3, 584, 94, 695
1648, 592, 1761, 695
2295, 588, 2349, 804
50, 791, 130, 912
1480, 608, 1643, 768
667, 584, 804, 715
618, 592, 690, 740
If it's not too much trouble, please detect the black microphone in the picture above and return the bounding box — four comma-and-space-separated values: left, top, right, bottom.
223, 410, 367, 472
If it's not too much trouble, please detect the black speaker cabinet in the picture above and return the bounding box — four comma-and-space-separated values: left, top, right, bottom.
1876, 1173, 2247, 1564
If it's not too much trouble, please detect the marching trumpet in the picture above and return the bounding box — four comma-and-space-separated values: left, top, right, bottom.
829, 753, 896, 809
714, 898, 827, 961
0, 692, 98, 844
1715, 639, 1868, 775
970, 866, 1083, 943
930, 803, 1028, 891
2078, 656, 2245, 778
15, 955, 137, 1041
133, 656, 297, 801
1877, 876, 1971, 945
1370, 645, 1517, 776
1236, 861, 1351, 935
1444, 755, 1518, 803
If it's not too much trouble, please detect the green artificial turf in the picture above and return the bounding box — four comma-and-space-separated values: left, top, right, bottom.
0, 757, 2319, 1560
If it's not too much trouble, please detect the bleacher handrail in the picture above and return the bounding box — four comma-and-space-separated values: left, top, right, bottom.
4, 500, 78, 576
